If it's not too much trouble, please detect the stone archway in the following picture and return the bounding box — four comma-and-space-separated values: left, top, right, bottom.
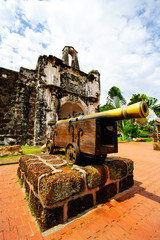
58, 102, 84, 120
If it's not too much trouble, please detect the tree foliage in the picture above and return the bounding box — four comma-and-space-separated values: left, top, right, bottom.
128, 93, 147, 105
108, 86, 126, 107
128, 94, 160, 117
119, 120, 140, 138
100, 86, 126, 112
153, 105, 160, 117
108, 86, 125, 101
100, 87, 160, 139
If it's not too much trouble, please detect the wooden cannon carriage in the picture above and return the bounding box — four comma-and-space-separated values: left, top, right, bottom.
46, 101, 148, 165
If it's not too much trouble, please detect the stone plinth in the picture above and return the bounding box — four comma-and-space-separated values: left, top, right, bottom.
17, 154, 134, 231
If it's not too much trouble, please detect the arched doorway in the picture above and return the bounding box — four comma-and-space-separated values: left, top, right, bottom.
58, 102, 84, 120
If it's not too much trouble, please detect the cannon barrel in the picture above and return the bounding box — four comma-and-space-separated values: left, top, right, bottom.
56, 101, 149, 126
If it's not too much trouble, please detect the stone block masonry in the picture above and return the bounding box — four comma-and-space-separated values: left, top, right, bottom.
0, 67, 37, 146
17, 155, 134, 231
0, 46, 100, 146
0, 68, 18, 145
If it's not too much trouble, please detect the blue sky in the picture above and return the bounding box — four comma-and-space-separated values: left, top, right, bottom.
0, 0, 160, 108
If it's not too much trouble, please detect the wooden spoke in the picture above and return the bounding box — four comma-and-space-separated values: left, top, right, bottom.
46, 140, 54, 154
65, 143, 80, 165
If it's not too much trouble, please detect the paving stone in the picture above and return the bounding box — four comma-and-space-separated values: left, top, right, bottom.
3, 228, 19, 240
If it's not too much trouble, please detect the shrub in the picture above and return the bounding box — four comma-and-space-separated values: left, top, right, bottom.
139, 131, 148, 138
120, 120, 140, 139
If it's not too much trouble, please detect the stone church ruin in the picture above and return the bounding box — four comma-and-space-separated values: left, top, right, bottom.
0, 46, 100, 146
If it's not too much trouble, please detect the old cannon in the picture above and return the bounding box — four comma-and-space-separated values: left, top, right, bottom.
46, 101, 148, 165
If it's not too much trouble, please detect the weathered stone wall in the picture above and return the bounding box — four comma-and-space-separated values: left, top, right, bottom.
0, 68, 18, 145
0, 46, 100, 146
0, 67, 37, 145
15, 67, 37, 145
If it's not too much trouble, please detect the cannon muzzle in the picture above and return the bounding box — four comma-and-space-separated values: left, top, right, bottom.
56, 101, 149, 125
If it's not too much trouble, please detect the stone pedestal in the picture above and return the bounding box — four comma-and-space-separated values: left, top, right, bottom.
17, 154, 134, 231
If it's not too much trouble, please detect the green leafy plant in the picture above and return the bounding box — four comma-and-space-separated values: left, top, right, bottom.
139, 131, 149, 138
17, 178, 23, 188
25, 192, 29, 200
67, 164, 72, 168
24, 192, 35, 216
119, 120, 141, 139
26, 202, 35, 216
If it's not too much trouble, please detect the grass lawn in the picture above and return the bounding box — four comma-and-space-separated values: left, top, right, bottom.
0, 146, 41, 164
118, 137, 153, 143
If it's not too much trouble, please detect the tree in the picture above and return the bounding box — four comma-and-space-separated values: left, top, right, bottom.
128, 94, 160, 118
100, 86, 126, 112
99, 96, 114, 112
128, 93, 147, 105
147, 97, 160, 117
153, 105, 160, 117
108, 86, 126, 107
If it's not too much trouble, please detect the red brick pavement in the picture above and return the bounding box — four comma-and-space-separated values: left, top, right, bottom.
0, 164, 43, 240
0, 142, 160, 240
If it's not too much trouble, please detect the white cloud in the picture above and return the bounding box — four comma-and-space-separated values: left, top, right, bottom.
0, 0, 160, 106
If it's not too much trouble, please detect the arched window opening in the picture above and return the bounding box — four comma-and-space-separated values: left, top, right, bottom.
68, 54, 72, 67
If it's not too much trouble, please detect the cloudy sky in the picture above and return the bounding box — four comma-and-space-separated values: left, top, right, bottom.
0, 0, 160, 106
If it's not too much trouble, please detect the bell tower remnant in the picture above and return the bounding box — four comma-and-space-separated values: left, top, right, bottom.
62, 46, 80, 70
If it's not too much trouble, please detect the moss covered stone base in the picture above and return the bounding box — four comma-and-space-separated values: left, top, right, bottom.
17, 154, 134, 231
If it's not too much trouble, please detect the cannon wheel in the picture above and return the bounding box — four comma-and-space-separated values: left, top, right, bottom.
46, 140, 54, 154
65, 143, 80, 165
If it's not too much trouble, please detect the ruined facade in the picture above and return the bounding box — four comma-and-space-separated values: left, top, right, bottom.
0, 46, 100, 145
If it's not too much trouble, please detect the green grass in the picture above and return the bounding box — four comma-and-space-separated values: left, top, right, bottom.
21, 146, 41, 155
118, 137, 127, 142
118, 137, 153, 143
0, 145, 41, 164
